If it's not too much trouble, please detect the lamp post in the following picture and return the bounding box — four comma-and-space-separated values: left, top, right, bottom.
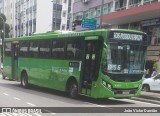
0, 16, 5, 73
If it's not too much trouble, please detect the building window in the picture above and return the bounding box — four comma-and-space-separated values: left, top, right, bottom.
84, 11, 89, 18
52, 0, 61, 4
62, 25, 65, 30
103, 2, 113, 14
74, 0, 81, 3
53, 11, 61, 19
115, 0, 127, 11
95, 6, 101, 17
129, 0, 142, 8
73, 12, 83, 20
63, 11, 66, 17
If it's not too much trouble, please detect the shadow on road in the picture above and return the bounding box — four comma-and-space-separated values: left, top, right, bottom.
0, 78, 134, 106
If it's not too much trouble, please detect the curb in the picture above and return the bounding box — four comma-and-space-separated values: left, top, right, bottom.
139, 94, 160, 101
131, 97, 160, 105
131, 92, 160, 105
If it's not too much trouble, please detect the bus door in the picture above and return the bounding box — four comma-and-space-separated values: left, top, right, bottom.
80, 36, 102, 96
11, 42, 19, 80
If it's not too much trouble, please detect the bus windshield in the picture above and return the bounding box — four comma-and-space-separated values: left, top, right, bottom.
103, 43, 146, 74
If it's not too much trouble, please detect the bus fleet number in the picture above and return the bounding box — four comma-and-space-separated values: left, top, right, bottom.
108, 64, 121, 71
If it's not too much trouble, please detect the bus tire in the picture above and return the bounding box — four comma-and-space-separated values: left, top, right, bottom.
21, 72, 28, 88
143, 85, 150, 92
2, 75, 5, 79
68, 81, 78, 99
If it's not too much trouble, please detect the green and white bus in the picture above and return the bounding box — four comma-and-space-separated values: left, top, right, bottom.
3, 29, 147, 98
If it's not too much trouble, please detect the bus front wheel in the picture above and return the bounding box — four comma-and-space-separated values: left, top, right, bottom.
21, 72, 28, 88
68, 81, 78, 98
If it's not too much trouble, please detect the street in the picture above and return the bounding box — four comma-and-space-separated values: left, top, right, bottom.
0, 74, 160, 116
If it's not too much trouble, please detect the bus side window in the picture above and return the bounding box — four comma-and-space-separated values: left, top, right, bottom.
5, 42, 11, 57
67, 43, 74, 60
52, 40, 65, 59
39, 40, 51, 59
29, 41, 39, 58
19, 41, 29, 57
66, 38, 82, 60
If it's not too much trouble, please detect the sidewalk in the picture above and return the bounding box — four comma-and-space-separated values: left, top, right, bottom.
132, 91, 160, 105
140, 91, 160, 100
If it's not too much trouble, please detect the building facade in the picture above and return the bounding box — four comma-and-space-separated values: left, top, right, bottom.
73, 0, 160, 75
52, 0, 73, 31
2, 0, 71, 37
14, 0, 53, 37
0, 0, 4, 13
73, 0, 113, 30
3, 0, 15, 37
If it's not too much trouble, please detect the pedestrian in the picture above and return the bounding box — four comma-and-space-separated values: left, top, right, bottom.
151, 68, 157, 77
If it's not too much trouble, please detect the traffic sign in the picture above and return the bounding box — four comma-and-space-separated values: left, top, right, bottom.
82, 24, 96, 29
82, 18, 97, 29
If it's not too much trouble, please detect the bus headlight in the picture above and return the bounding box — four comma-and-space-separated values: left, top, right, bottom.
102, 80, 112, 90
102, 81, 107, 86
107, 84, 112, 89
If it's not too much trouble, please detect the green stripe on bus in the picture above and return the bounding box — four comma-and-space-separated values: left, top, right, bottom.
85, 36, 98, 40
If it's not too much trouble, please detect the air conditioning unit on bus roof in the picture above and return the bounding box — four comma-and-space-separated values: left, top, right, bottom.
81, 0, 90, 3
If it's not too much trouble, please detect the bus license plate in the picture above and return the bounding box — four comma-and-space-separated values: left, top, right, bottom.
123, 91, 130, 95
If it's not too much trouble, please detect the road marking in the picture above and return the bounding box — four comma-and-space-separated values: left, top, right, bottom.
26, 102, 36, 107
124, 99, 160, 107
84, 102, 108, 108
42, 109, 56, 115
3, 93, 9, 96
34, 113, 42, 116
1, 113, 13, 116
24, 114, 33, 116
13, 97, 21, 101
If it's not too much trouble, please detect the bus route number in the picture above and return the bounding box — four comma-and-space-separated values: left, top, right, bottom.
108, 64, 121, 71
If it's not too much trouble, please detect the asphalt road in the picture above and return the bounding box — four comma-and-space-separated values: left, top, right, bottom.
0, 74, 160, 116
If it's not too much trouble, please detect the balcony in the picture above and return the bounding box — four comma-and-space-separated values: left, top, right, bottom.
115, 6, 127, 11
128, 3, 142, 8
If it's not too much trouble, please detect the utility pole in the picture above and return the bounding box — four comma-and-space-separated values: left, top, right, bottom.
100, 0, 104, 28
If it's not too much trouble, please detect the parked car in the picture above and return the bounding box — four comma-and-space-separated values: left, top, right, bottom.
142, 74, 160, 92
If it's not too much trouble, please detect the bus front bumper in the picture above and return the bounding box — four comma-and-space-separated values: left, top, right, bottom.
91, 81, 142, 98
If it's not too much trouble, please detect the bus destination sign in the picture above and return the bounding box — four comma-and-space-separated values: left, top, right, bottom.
113, 32, 143, 41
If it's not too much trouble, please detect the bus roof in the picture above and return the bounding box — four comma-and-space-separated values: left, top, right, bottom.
4, 28, 144, 42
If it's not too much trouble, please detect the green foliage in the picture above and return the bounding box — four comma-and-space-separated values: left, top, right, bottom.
0, 13, 10, 38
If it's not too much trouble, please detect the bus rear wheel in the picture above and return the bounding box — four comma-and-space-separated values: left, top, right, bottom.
2, 76, 5, 79
21, 72, 28, 88
68, 81, 78, 99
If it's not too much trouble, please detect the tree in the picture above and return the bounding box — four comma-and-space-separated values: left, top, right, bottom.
0, 13, 10, 38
